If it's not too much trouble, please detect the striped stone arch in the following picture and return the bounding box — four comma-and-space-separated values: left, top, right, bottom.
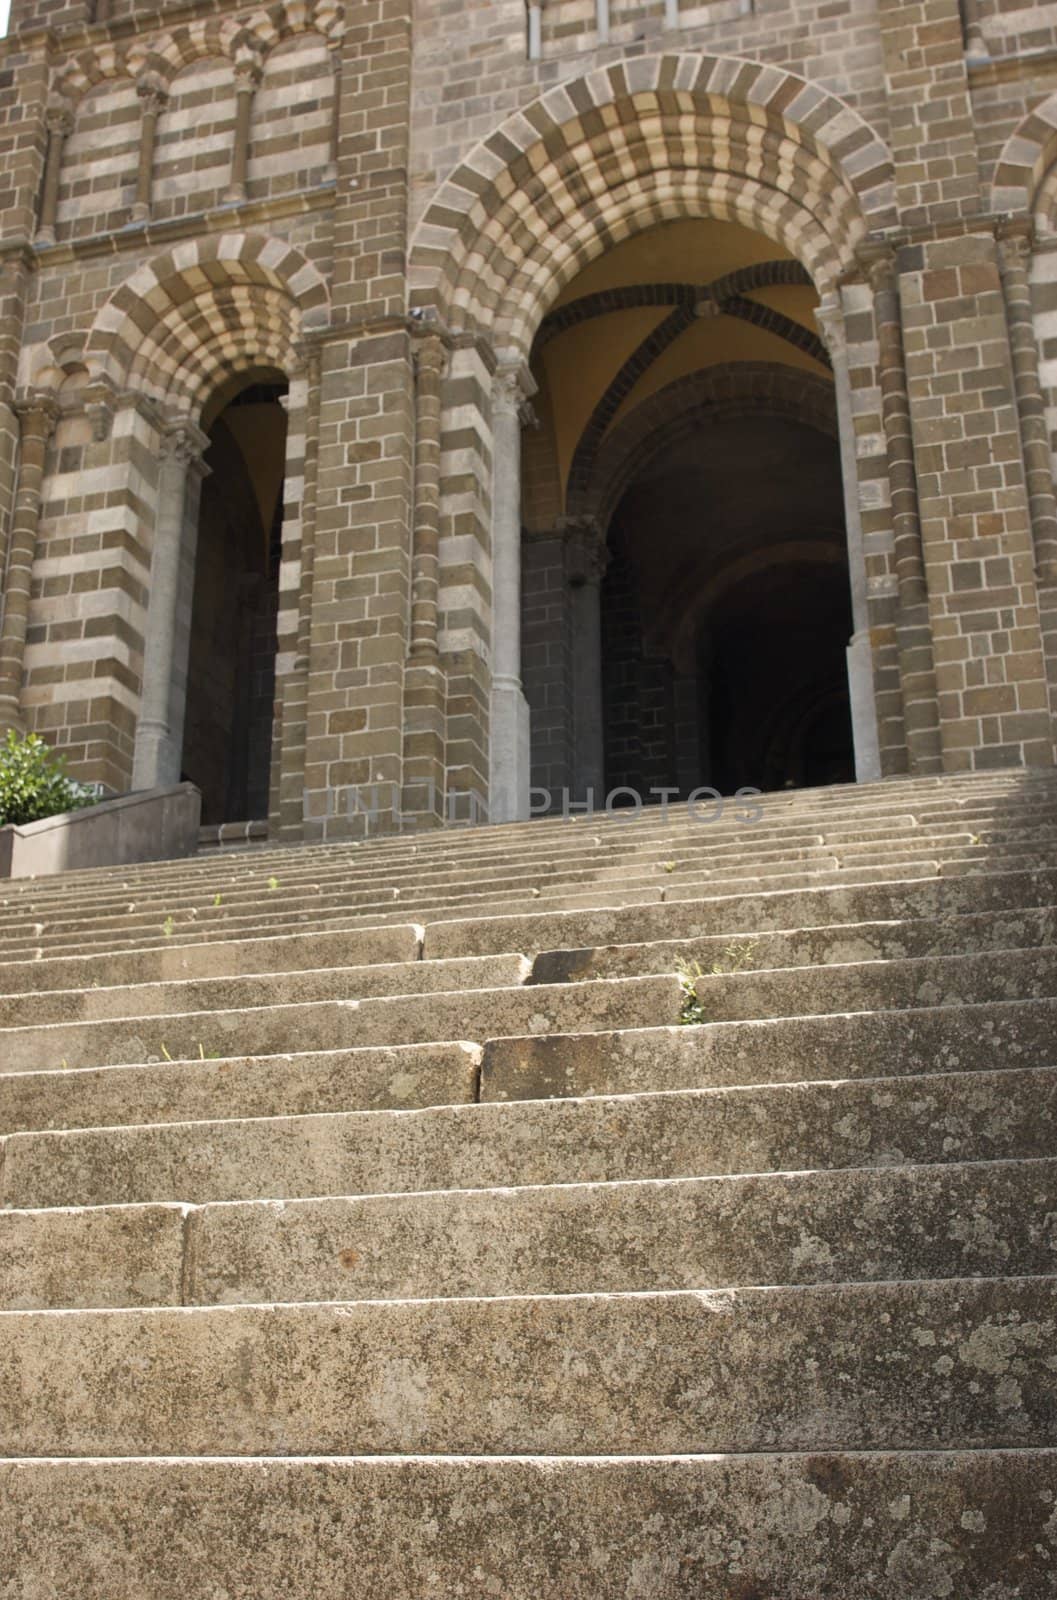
84, 233, 330, 413
409, 53, 897, 358
54, 0, 343, 100
992, 96, 1057, 221
576, 362, 838, 525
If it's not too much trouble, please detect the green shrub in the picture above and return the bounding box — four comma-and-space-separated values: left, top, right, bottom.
0, 730, 100, 827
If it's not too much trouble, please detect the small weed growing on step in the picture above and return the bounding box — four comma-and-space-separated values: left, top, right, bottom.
267, 876, 280, 891
675, 939, 760, 1024
162, 915, 174, 938
160, 1043, 173, 1062
662, 860, 677, 873
675, 959, 709, 1026
710, 938, 759, 975
213, 893, 222, 907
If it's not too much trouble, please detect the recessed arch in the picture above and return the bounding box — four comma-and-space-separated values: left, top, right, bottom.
84, 233, 329, 414
578, 361, 838, 526
992, 94, 1057, 220
409, 52, 896, 356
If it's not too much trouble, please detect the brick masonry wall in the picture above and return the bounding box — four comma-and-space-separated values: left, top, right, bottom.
0, 0, 1056, 824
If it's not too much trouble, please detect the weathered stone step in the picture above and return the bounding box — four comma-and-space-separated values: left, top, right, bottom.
0, 770, 1043, 903
4, 988, 1054, 1138
5, 864, 1052, 997
4, 808, 1048, 927
3, 1157, 1051, 1311
482, 998, 1057, 1101
2, 824, 1052, 943
0, 952, 530, 1029
2, 1277, 1052, 1456
4, 1065, 1051, 1209
0, 974, 681, 1075
529, 904, 1057, 984
0, 1041, 482, 1136
692, 945, 1057, 1022
0, 920, 424, 997
0, 850, 1033, 963
2, 1448, 1052, 1598
425, 865, 1057, 958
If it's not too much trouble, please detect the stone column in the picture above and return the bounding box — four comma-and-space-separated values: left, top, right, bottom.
816, 294, 882, 782
132, 77, 167, 224
325, 43, 341, 179
35, 103, 73, 246
132, 419, 209, 790
999, 225, 1057, 757
223, 54, 262, 205
402, 332, 448, 823
998, 227, 1057, 584
0, 393, 60, 734
489, 364, 533, 823
527, 1, 543, 60
565, 520, 607, 802
409, 334, 447, 659
961, 0, 988, 60
867, 250, 943, 772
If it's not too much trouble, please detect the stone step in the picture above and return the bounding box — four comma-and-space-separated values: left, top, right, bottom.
0, 771, 1044, 903
3, 1156, 1052, 1311
4, 1064, 1051, 1209
2, 1276, 1053, 1456
1, 1448, 1052, 1598
0, 1041, 483, 1135
4, 990, 1054, 1138
0, 850, 1044, 963
4, 861, 1050, 996
3, 822, 1053, 942
529, 904, 1057, 984
0, 920, 425, 997
692, 945, 1057, 1022
4, 808, 1050, 927
0, 973, 681, 1075
481, 998, 1057, 1101
425, 865, 1057, 958
0, 952, 531, 1029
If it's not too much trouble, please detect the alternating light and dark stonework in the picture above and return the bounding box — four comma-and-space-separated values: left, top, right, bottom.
1, 0, 1057, 830
1, 768, 1056, 1593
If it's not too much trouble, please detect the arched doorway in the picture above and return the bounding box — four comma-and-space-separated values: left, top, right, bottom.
521, 217, 855, 804
180, 374, 288, 823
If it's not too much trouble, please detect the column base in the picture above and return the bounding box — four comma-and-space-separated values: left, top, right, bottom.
489, 677, 531, 823
846, 630, 882, 783
131, 725, 181, 792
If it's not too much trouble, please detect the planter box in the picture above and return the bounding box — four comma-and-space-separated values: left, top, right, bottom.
0, 784, 201, 880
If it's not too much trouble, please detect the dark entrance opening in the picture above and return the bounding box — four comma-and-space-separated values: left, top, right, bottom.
600, 407, 855, 797
181, 377, 288, 824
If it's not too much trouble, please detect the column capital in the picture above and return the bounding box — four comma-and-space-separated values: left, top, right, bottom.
413, 331, 448, 383
996, 221, 1034, 272
160, 416, 209, 468
233, 50, 264, 90
136, 74, 169, 113
857, 244, 897, 296
13, 389, 61, 440
45, 99, 74, 138
560, 516, 607, 584
814, 294, 846, 362
493, 362, 537, 424
83, 373, 119, 442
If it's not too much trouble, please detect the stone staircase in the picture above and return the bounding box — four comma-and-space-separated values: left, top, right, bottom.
1, 769, 1056, 1597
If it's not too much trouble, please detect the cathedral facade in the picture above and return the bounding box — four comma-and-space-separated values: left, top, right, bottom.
1, 0, 1057, 838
